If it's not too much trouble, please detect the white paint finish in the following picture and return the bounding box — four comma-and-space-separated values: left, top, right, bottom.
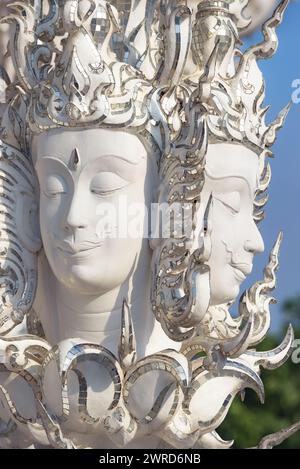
0, 0, 293, 449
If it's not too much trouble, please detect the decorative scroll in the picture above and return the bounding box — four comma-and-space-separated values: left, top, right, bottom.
0, 139, 41, 335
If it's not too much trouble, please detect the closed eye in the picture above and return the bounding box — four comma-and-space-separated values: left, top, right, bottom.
90, 172, 130, 196
213, 191, 241, 215
43, 175, 67, 198
220, 200, 239, 215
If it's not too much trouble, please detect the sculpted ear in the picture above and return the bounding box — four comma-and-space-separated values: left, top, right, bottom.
0, 140, 41, 335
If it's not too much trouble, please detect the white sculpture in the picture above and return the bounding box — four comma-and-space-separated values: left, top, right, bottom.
0, 0, 296, 449
242, 0, 279, 35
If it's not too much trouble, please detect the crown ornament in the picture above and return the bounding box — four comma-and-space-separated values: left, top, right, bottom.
0, 0, 290, 150
189, 0, 291, 153
0, 0, 152, 133
0, 0, 298, 450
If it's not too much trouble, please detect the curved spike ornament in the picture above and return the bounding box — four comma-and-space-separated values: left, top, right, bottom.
0, 0, 296, 451
239, 232, 283, 347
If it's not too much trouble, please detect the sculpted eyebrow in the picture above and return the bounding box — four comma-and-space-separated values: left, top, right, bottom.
205, 170, 253, 193
99, 154, 144, 165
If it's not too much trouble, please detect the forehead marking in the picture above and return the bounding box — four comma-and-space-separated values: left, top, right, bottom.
69, 148, 81, 172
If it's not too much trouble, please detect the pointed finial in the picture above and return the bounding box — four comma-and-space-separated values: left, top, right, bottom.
118, 299, 137, 370
264, 101, 292, 147
242, 0, 290, 61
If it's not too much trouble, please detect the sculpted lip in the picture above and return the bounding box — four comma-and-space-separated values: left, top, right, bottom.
230, 262, 252, 281
58, 241, 103, 257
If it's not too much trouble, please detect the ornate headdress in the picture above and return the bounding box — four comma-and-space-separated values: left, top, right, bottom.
0, 0, 296, 450
1, 0, 154, 135
192, 0, 291, 151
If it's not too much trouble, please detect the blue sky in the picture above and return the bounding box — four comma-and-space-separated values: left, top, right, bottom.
240, 1, 300, 333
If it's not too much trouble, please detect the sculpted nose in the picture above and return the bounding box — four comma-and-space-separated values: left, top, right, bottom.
64, 193, 89, 231
65, 213, 88, 231
244, 222, 265, 254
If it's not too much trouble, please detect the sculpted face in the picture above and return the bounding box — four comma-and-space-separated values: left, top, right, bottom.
202, 143, 264, 306
32, 128, 154, 295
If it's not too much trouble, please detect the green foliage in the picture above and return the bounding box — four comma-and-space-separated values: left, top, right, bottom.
219, 298, 300, 449
282, 295, 300, 329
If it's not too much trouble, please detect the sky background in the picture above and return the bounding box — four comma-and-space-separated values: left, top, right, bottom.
240, 0, 300, 333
